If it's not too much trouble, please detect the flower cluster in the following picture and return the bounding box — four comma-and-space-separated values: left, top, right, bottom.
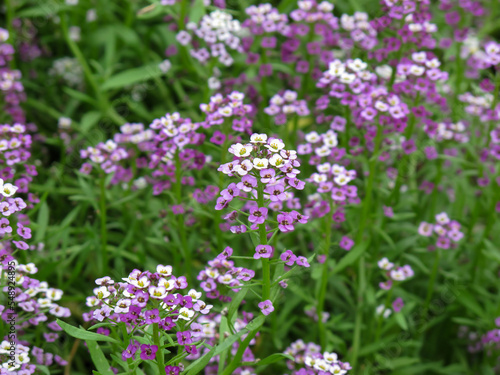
49, 57, 84, 88
191, 312, 258, 374
418, 212, 464, 249
264, 90, 310, 125
84, 266, 213, 370
0, 29, 27, 123
243, 4, 288, 36
0, 260, 70, 372
80, 123, 155, 187
216, 134, 308, 234
197, 247, 254, 301
284, 339, 351, 374
199, 91, 254, 135
377, 257, 414, 290
179, 10, 243, 67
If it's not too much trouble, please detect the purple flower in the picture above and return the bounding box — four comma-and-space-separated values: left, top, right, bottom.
140, 344, 158, 360
0, 218, 12, 234
221, 183, 240, 200
248, 207, 268, 225
254, 245, 273, 260
339, 236, 354, 251
237, 175, 257, 192
260, 168, 276, 184
176, 331, 193, 345
265, 184, 286, 202
122, 341, 139, 361
144, 309, 160, 324
16, 224, 31, 239
277, 212, 294, 232
296, 256, 310, 267
392, 297, 404, 313
280, 250, 297, 266
258, 300, 274, 315
165, 366, 181, 375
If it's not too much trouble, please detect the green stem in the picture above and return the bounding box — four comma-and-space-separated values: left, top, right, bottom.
317, 199, 333, 349
60, 15, 102, 104
391, 93, 421, 204
257, 180, 270, 299
5, 0, 15, 69
423, 249, 440, 316
356, 122, 383, 243
429, 158, 443, 220
99, 176, 108, 275
374, 288, 393, 342
153, 323, 165, 372
175, 151, 190, 278
178, 0, 189, 29
351, 123, 383, 368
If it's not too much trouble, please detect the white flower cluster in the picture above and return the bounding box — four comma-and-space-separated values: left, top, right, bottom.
0, 178, 18, 197
49, 57, 84, 87
178, 10, 243, 66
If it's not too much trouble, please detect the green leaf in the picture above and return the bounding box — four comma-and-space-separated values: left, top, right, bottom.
35, 202, 49, 243
394, 312, 408, 330
56, 320, 119, 343
87, 341, 114, 375
183, 345, 217, 375
16, 4, 68, 17
101, 63, 164, 90
333, 239, 371, 274
63, 87, 98, 106
256, 353, 294, 367
80, 111, 102, 134
189, 0, 206, 24
227, 289, 248, 323
455, 290, 485, 318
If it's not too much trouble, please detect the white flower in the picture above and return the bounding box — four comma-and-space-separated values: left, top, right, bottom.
157, 264, 173, 276
69, 26, 81, 42
37, 298, 54, 309
230, 143, 252, 158
323, 351, 338, 363
250, 133, 267, 143
409, 65, 425, 76
339, 72, 356, 84
334, 174, 350, 186
377, 257, 394, 270
305, 131, 320, 143
86, 9, 97, 22
234, 159, 253, 176
390, 269, 405, 281
94, 286, 111, 300
0, 29, 9, 43
269, 154, 284, 167
158, 277, 175, 291
148, 286, 168, 299
58, 117, 72, 129
114, 299, 131, 313
253, 158, 269, 169
348, 58, 367, 72
265, 138, 285, 152
178, 307, 195, 320
47, 288, 64, 301
435, 212, 450, 225
317, 163, 331, 173
188, 289, 202, 301
0, 182, 18, 197
283, 90, 298, 102
158, 59, 172, 73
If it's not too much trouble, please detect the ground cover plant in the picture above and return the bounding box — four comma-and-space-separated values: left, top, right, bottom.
0, 0, 500, 374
